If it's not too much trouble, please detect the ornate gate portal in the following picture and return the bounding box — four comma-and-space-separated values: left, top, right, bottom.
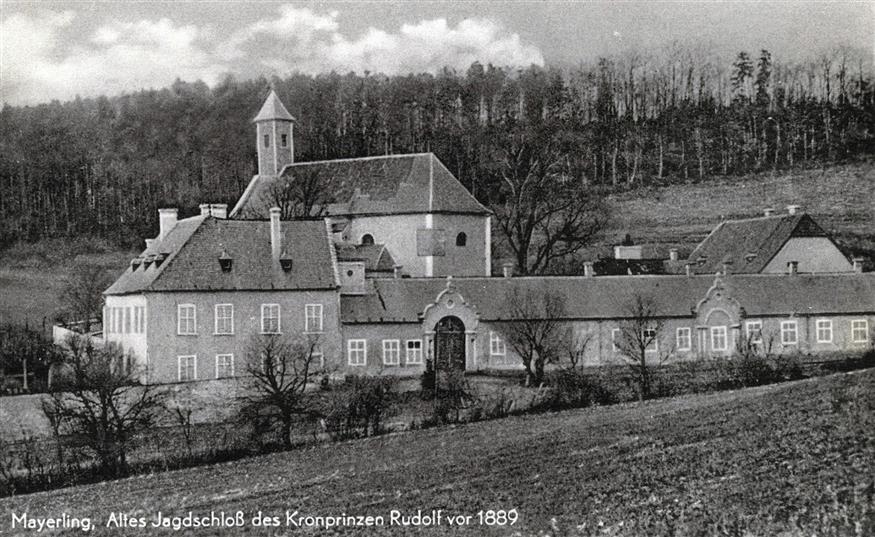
434, 316, 466, 372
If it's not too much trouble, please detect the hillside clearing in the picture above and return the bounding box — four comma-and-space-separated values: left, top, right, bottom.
2, 369, 873, 536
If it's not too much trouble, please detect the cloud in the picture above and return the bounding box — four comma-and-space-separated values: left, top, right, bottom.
1, 5, 543, 105
1, 10, 226, 105
227, 6, 544, 75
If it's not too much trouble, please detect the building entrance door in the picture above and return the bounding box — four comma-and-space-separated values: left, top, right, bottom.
434, 316, 466, 372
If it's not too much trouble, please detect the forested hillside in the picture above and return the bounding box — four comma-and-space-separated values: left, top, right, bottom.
1, 46, 872, 250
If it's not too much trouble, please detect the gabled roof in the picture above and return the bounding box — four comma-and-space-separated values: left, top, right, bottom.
231, 153, 490, 218
252, 89, 295, 122
340, 273, 875, 323
335, 242, 396, 272
686, 213, 838, 274
105, 217, 337, 295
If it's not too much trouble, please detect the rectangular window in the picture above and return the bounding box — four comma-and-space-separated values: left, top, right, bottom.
281, 133, 288, 147
489, 331, 505, 356
781, 320, 798, 345
348, 339, 367, 366
611, 328, 621, 352
104, 307, 111, 334
263, 133, 269, 148
139, 306, 146, 333
406, 340, 423, 364
124, 307, 131, 333
382, 339, 401, 366
132, 307, 139, 334
215, 304, 234, 335
815, 319, 833, 343
177, 304, 197, 335
710, 326, 728, 351
745, 320, 763, 344
215, 354, 234, 378
643, 328, 658, 353
305, 304, 323, 332
851, 320, 869, 343
676, 327, 691, 351
261, 304, 280, 334
178, 355, 196, 381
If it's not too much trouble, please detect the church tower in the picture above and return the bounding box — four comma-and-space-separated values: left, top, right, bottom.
253, 89, 295, 176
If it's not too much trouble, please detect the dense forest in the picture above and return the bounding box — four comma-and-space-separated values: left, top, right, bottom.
0, 45, 872, 250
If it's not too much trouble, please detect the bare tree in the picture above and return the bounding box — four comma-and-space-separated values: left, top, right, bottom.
490, 128, 610, 275
249, 167, 335, 219
243, 333, 322, 449
59, 263, 111, 332
43, 335, 163, 477
612, 295, 666, 401
500, 288, 570, 386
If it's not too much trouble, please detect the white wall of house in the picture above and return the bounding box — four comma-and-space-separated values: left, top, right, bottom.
763, 238, 853, 273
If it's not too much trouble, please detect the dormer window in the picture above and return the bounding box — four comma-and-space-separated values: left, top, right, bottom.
142, 255, 155, 268
744, 252, 758, 263
218, 250, 233, 272
154, 253, 168, 267
361, 234, 374, 246
280, 251, 293, 272
130, 258, 142, 270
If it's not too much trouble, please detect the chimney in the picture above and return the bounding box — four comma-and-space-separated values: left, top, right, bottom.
763, 207, 775, 217
852, 257, 864, 273
210, 203, 228, 219
787, 260, 798, 275
786, 204, 802, 215
199, 204, 211, 216
685, 264, 692, 277
669, 248, 679, 262
158, 208, 178, 240
144, 238, 155, 250
583, 261, 595, 277
270, 207, 282, 262
502, 262, 514, 278
393, 265, 404, 279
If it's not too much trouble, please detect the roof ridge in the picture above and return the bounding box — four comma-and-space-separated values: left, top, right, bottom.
281, 152, 431, 168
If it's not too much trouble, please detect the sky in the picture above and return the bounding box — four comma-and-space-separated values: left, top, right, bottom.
1, 1, 873, 106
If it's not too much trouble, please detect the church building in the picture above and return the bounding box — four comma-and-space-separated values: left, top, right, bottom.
101, 90, 875, 385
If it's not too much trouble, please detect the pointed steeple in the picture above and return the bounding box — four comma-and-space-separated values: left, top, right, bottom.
253, 89, 295, 122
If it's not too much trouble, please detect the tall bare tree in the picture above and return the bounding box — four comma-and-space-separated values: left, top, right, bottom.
491, 128, 610, 275
43, 335, 163, 477
249, 167, 335, 219
243, 334, 322, 449
59, 263, 112, 332
612, 295, 666, 401
499, 287, 570, 386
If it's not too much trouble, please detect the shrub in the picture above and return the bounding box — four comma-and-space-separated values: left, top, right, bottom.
428, 370, 476, 425
544, 368, 613, 410
420, 359, 436, 396
321, 376, 400, 440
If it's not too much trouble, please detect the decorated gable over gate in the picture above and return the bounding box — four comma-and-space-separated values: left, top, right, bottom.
693, 273, 746, 353
420, 277, 480, 370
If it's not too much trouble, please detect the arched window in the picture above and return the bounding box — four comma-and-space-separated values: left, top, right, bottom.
361, 233, 374, 245
455, 232, 467, 247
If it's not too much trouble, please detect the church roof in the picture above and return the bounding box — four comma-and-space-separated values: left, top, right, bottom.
339, 273, 875, 323
105, 217, 337, 295
686, 213, 839, 274
231, 153, 490, 218
252, 89, 295, 122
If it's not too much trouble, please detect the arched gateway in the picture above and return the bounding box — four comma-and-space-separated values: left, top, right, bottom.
434, 316, 466, 371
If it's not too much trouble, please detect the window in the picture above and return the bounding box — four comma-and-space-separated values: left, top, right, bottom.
281, 133, 288, 147
710, 326, 728, 351
261, 304, 280, 334
361, 233, 374, 245
305, 304, 323, 333
745, 320, 763, 345
311, 345, 324, 369
676, 327, 691, 351
851, 320, 869, 344
382, 339, 400, 366
124, 307, 131, 333
455, 232, 467, 247
643, 328, 659, 353
406, 340, 423, 364
489, 331, 505, 356
215, 354, 234, 378
177, 304, 196, 335
178, 355, 196, 381
815, 319, 833, 343
611, 328, 621, 352
138, 306, 146, 333
263, 133, 269, 148
215, 304, 234, 335
103, 307, 110, 334
348, 339, 367, 366
781, 320, 798, 345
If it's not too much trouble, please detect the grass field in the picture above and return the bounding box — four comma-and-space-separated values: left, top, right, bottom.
2, 369, 872, 536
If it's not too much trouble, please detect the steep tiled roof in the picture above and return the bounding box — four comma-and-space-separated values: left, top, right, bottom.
340, 274, 875, 323
105, 218, 337, 295
686, 213, 836, 274
231, 153, 489, 218
252, 89, 295, 122
335, 243, 396, 273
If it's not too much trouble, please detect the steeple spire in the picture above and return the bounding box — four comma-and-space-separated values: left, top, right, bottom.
253, 88, 295, 123
253, 89, 295, 176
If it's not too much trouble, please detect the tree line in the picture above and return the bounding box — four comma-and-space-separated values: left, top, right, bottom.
0, 45, 871, 250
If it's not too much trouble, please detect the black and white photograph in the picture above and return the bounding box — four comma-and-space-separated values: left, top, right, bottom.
0, 1, 873, 535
